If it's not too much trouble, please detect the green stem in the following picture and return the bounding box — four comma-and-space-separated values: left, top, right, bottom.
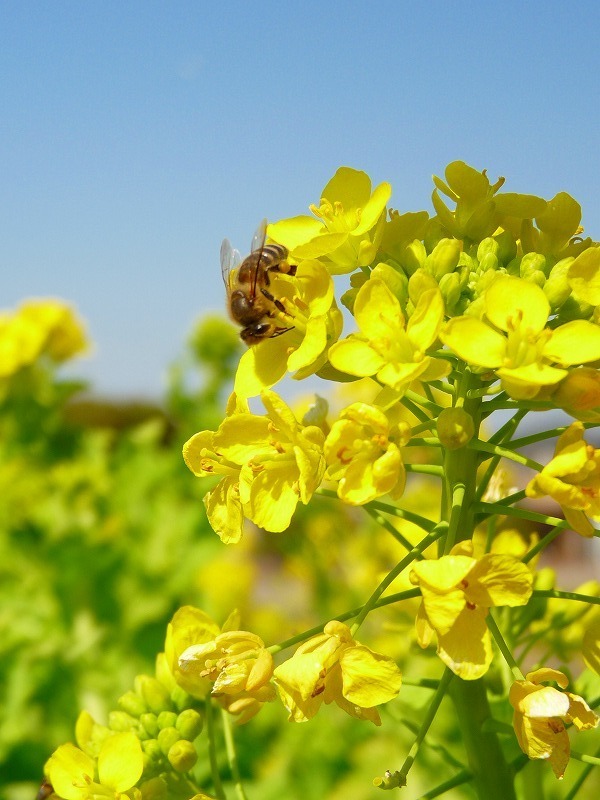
468, 439, 544, 471
316, 488, 438, 533
475, 501, 568, 528
364, 505, 425, 558
420, 769, 473, 799
205, 697, 226, 800
508, 422, 598, 449
570, 751, 600, 767
394, 668, 454, 784
221, 708, 248, 800
521, 524, 565, 563
487, 612, 525, 681
564, 746, 600, 800
404, 388, 443, 414
405, 463, 444, 476
350, 523, 447, 635
443, 369, 517, 800
532, 589, 600, 606
268, 587, 422, 655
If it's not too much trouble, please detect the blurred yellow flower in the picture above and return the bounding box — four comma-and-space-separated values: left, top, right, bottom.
510, 668, 599, 779
273, 620, 402, 725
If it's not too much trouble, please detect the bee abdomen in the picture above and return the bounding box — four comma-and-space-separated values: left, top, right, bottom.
259, 244, 289, 267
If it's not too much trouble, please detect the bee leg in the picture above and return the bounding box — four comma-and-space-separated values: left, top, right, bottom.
271, 326, 294, 338
260, 288, 287, 315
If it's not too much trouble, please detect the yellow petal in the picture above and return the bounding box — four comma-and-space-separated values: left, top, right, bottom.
267, 215, 324, 250
328, 338, 385, 377
204, 478, 244, 544
46, 744, 95, 800
441, 317, 506, 367
583, 618, 600, 675
407, 289, 444, 350
233, 338, 290, 399
436, 606, 493, 680
568, 246, 600, 304
98, 732, 144, 792
485, 276, 549, 333
354, 279, 403, 340
544, 321, 600, 366
339, 645, 402, 706
467, 554, 533, 607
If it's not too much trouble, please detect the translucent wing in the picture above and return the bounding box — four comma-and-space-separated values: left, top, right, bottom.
251, 218, 268, 253
220, 237, 242, 290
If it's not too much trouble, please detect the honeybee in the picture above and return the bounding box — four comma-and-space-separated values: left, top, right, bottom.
221, 219, 296, 344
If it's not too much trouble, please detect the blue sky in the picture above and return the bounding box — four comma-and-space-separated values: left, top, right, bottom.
1, 1, 598, 397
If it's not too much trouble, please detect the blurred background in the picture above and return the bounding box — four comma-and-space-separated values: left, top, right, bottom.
1, 3, 599, 799
1, 1, 599, 397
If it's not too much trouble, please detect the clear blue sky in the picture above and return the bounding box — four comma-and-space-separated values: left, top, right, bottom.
1, 1, 598, 397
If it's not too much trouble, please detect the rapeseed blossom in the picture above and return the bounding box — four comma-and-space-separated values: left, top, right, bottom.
273, 620, 402, 725
183, 391, 325, 542
510, 668, 599, 779
441, 276, 600, 399
324, 402, 410, 504
268, 167, 391, 274
410, 544, 533, 679
328, 278, 448, 394
526, 422, 600, 537
179, 629, 276, 724
233, 259, 343, 398
45, 733, 143, 800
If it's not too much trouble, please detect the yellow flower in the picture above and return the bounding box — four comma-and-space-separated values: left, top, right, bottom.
441, 276, 600, 399
510, 668, 599, 779
553, 367, 600, 422
526, 421, 600, 537
273, 620, 402, 725
45, 733, 143, 800
324, 402, 410, 504
410, 543, 533, 679
179, 630, 275, 724
233, 259, 343, 398
267, 167, 391, 274
183, 391, 325, 542
328, 278, 448, 394
0, 298, 88, 377
164, 606, 222, 698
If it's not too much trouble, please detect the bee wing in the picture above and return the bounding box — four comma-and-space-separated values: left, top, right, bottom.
251, 218, 268, 253
220, 238, 242, 290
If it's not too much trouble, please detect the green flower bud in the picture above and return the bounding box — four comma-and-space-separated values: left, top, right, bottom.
167, 740, 198, 773
519, 252, 547, 280
157, 711, 178, 730
157, 726, 181, 756
408, 268, 438, 306
556, 295, 594, 323
478, 252, 498, 274
108, 710, 140, 733
494, 230, 517, 266
543, 257, 573, 311
426, 238, 461, 279
437, 408, 475, 450
399, 239, 427, 275
476, 237, 499, 261
138, 777, 169, 800
142, 738, 163, 761
176, 708, 204, 741
138, 675, 172, 714
438, 273, 462, 313
171, 686, 193, 712
371, 262, 408, 305
118, 690, 148, 718
140, 713, 159, 738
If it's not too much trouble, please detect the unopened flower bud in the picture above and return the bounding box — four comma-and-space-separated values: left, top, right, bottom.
138, 676, 172, 714
544, 258, 573, 310
157, 726, 180, 755
157, 711, 178, 730
142, 738, 162, 761
437, 407, 475, 450
476, 237, 499, 262
520, 252, 547, 280
168, 739, 198, 773
371, 262, 408, 305
118, 690, 148, 718
427, 238, 461, 279
438, 273, 462, 313
176, 708, 204, 740
108, 710, 140, 733
140, 713, 159, 738
399, 239, 426, 275
138, 777, 169, 800
478, 251, 498, 274
408, 269, 438, 305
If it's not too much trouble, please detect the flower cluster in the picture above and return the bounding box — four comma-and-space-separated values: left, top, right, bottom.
0, 298, 88, 378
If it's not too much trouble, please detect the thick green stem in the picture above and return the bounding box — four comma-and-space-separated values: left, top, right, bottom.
443, 370, 517, 800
